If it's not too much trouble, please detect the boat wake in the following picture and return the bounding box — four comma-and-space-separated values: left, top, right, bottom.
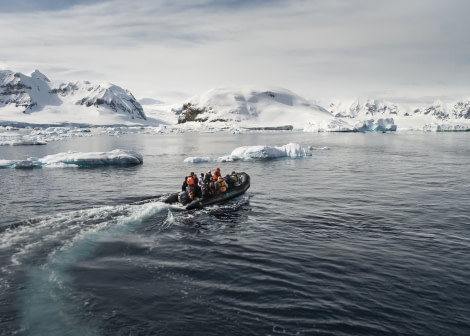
0, 201, 174, 335
0, 193, 250, 335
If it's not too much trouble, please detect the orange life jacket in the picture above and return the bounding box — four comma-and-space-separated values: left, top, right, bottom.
218, 178, 227, 193
187, 176, 195, 185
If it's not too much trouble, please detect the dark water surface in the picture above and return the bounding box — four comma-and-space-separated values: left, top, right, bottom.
1, 131, 470, 335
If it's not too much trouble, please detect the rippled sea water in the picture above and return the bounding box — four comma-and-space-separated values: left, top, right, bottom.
1, 131, 470, 335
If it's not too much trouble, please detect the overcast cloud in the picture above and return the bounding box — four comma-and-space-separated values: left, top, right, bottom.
1, 0, 469, 102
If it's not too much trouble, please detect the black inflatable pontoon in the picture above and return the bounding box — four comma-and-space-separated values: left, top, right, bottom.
164, 172, 250, 210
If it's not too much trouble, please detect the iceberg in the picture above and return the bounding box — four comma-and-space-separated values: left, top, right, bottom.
354, 118, 397, 132
227, 143, 311, 160
309, 146, 330, 150
0, 149, 143, 169
183, 157, 215, 163
0, 133, 47, 146
39, 149, 143, 167
0, 159, 15, 168
184, 143, 311, 163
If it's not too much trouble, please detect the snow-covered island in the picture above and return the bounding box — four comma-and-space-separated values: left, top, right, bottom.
1, 69, 470, 132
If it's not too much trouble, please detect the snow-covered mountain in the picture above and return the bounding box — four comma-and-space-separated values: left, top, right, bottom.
0, 70, 61, 111
326, 97, 470, 131
177, 86, 337, 130
327, 98, 470, 120
1, 69, 470, 131
0, 70, 146, 125
174, 88, 470, 131
176, 87, 401, 131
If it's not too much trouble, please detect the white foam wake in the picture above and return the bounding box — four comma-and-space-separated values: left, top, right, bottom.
0, 201, 170, 335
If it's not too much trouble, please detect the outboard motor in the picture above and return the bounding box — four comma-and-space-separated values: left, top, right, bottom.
178, 191, 189, 205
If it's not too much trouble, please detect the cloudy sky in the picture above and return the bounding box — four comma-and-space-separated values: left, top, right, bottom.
1, 0, 469, 102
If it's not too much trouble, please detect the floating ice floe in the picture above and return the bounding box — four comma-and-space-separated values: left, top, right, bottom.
40, 149, 143, 167
228, 143, 312, 160
183, 157, 215, 163
0, 159, 16, 168
0, 133, 47, 146
0, 126, 97, 145
0, 149, 143, 169
184, 143, 312, 163
309, 146, 330, 150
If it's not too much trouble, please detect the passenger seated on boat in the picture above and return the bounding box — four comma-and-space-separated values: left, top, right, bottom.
207, 177, 216, 197
213, 177, 221, 195
230, 171, 240, 186
186, 185, 196, 200
184, 173, 196, 200
198, 173, 205, 197
213, 167, 221, 181
218, 176, 228, 193
224, 174, 233, 188
188, 172, 200, 197
201, 183, 209, 199
204, 170, 212, 182
182, 172, 195, 191
200, 175, 211, 199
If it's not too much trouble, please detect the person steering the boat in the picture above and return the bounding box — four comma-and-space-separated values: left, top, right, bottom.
230, 171, 240, 186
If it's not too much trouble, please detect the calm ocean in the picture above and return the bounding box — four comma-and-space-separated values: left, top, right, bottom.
1, 131, 469, 335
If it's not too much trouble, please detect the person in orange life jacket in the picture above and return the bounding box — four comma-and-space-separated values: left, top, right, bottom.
182, 172, 196, 200
218, 176, 228, 193
212, 167, 221, 181
181, 173, 190, 191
